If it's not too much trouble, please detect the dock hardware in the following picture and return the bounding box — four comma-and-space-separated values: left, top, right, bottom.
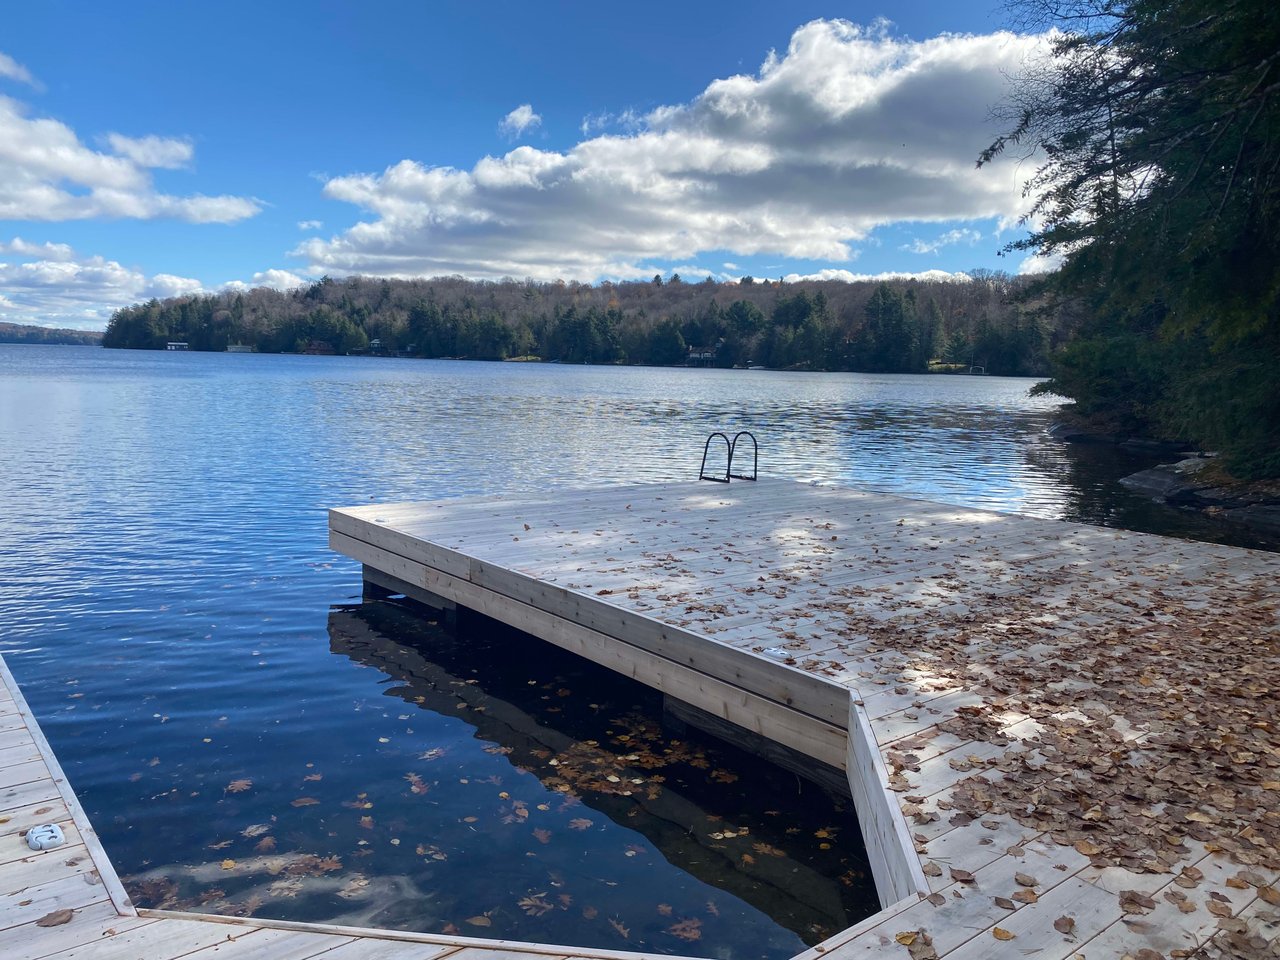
698, 431, 758, 482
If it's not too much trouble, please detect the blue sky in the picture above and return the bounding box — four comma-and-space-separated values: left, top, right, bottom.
0, 1, 1049, 329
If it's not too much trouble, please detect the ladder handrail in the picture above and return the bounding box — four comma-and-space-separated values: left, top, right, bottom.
728, 431, 757, 481
698, 432, 732, 482
698, 431, 758, 482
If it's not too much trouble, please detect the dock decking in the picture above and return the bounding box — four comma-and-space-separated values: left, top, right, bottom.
331, 478, 1280, 960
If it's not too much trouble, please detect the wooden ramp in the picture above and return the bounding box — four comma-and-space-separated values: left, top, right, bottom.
0, 655, 703, 960
331, 478, 1280, 960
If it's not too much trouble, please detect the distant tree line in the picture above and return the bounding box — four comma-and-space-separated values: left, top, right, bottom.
1, 322, 102, 346
103, 272, 1061, 376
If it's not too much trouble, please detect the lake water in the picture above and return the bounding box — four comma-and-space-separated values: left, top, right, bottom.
0, 345, 1261, 958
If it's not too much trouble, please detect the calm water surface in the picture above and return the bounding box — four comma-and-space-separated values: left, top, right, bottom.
0, 345, 1261, 957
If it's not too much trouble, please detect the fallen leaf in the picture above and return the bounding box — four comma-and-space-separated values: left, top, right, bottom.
608, 918, 630, 938
1014, 872, 1037, 887
668, 918, 702, 941
1054, 916, 1075, 935
225, 779, 252, 793
518, 893, 554, 916
922, 861, 942, 877
1206, 899, 1233, 919
220, 859, 236, 870
291, 797, 319, 807
532, 828, 552, 844
992, 927, 1016, 941
950, 868, 975, 883
1013, 889, 1038, 904
895, 931, 918, 946
36, 909, 74, 927
465, 915, 492, 927
926, 893, 945, 907
1260, 885, 1280, 906
994, 896, 1016, 910
568, 818, 593, 831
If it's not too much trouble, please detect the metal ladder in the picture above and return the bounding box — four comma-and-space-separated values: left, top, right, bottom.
698, 431, 757, 482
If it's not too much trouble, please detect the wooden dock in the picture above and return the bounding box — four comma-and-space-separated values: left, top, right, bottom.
331, 478, 1280, 960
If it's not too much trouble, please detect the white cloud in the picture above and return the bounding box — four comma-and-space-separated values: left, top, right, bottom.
1016, 251, 1061, 275
499, 104, 542, 139
0, 237, 205, 329
782, 267, 972, 283
298, 20, 1047, 282
0, 51, 36, 87
902, 226, 982, 254
0, 94, 259, 222
105, 133, 194, 169
0, 236, 75, 261
220, 268, 309, 292
297, 219, 323, 231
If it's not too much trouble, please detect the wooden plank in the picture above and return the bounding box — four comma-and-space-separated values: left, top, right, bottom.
37, 917, 260, 960
1, 773, 62, 813
0, 759, 52, 793
0, 821, 84, 869
0, 655, 137, 917
139, 909, 705, 960
1, 903, 154, 960
363, 564, 454, 611
2, 842, 96, 895
845, 697, 928, 907
177, 927, 356, 960
309, 939, 457, 960
0, 872, 111, 933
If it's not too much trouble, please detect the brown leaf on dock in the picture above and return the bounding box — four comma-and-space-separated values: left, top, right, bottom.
1053, 915, 1076, 935
949, 867, 975, 883
36, 908, 74, 927
992, 927, 1016, 941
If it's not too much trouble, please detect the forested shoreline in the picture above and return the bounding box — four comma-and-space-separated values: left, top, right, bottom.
0, 322, 102, 346
102, 272, 1058, 376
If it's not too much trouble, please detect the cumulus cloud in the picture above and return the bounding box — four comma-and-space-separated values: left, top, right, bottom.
0, 94, 259, 222
498, 104, 542, 139
297, 219, 323, 231
0, 51, 36, 86
105, 133, 194, 169
0, 237, 205, 329
297, 20, 1046, 282
1016, 251, 1061, 275
220, 268, 308, 292
902, 226, 982, 254
782, 267, 972, 283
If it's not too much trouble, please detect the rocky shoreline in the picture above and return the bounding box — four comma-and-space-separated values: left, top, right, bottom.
1048, 423, 1280, 542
